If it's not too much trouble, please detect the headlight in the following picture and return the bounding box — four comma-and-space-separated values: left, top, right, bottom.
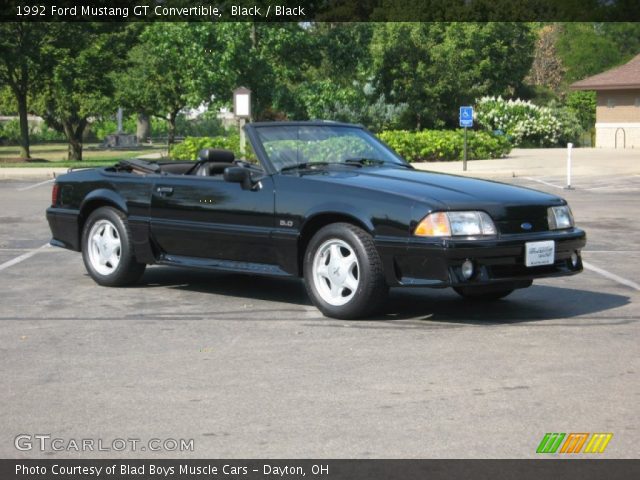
414, 211, 497, 237
548, 205, 574, 230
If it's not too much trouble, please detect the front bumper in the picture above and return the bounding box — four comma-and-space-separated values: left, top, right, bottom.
380, 228, 586, 288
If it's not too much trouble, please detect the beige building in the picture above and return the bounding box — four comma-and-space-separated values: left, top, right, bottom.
571, 54, 640, 148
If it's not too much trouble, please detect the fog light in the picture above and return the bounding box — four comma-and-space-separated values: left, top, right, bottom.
461, 259, 474, 280
571, 251, 579, 267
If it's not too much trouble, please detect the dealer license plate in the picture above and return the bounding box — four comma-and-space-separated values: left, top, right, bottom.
525, 240, 555, 267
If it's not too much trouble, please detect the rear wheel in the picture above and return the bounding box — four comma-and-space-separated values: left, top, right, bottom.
304, 223, 388, 319
81, 206, 146, 286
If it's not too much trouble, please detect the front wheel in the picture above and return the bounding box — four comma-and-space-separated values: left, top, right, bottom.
81, 206, 146, 286
304, 223, 388, 319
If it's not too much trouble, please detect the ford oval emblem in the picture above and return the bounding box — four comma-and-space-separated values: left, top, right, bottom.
521, 222, 533, 231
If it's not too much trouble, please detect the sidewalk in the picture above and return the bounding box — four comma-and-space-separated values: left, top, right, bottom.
0, 167, 68, 180
414, 148, 640, 179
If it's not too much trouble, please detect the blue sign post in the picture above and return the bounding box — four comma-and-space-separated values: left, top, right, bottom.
459, 106, 474, 171
459, 106, 474, 128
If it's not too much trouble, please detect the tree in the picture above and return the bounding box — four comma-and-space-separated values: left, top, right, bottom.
214, 22, 320, 120
0, 23, 50, 158
525, 24, 565, 93
370, 22, 535, 129
555, 23, 621, 83
34, 23, 134, 160
117, 23, 240, 149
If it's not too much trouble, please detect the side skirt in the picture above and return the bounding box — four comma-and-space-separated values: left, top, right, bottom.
157, 254, 293, 278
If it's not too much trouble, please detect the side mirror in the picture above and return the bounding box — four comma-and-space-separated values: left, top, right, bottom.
223, 166, 252, 190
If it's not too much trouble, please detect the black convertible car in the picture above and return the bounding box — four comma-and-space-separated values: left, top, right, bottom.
47, 121, 586, 319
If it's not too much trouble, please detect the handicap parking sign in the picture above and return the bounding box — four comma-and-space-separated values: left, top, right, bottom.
459, 106, 473, 128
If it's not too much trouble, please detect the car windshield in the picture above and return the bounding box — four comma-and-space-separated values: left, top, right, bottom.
253, 125, 407, 172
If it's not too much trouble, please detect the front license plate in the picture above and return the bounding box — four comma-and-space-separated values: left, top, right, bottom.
525, 240, 555, 267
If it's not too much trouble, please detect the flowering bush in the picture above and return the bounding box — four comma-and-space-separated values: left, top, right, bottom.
476, 96, 578, 147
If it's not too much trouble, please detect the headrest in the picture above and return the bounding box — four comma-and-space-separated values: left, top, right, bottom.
197, 148, 235, 163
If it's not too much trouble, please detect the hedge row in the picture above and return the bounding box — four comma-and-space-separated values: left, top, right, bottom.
378, 129, 511, 162
170, 129, 511, 163
170, 134, 243, 161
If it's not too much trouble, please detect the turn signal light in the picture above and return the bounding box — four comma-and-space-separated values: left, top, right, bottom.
414, 212, 451, 237
414, 211, 497, 237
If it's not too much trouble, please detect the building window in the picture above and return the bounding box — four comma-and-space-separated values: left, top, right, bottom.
607, 98, 615, 108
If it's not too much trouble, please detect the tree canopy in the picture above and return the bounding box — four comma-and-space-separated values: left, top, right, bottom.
0, 21, 638, 158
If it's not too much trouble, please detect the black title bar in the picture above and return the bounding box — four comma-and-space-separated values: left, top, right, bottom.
2, 0, 640, 22
1, 459, 640, 480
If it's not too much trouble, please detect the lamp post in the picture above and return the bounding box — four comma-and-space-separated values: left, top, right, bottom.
233, 87, 251, 159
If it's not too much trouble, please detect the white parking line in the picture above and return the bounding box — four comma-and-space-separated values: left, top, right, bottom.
583, 261, 640, 291
585, 250, 640, 253
522, 177, 564, 190
16, 178, 54, 191
0, 243, 50, 272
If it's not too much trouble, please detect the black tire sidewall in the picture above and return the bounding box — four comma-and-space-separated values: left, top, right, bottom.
81, 207, 140, 286
304, 223, 386, 319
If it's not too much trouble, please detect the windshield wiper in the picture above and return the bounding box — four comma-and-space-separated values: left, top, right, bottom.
279, 162, 332, 173
344, 158, 412, 168
344, 158, 385, 166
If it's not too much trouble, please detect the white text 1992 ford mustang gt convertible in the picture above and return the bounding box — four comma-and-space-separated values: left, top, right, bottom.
47, 121, 586, 318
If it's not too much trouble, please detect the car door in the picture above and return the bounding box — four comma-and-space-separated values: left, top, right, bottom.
149, 174, 276, 264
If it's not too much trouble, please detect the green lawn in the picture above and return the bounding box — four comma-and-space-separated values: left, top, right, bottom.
0, 143, 167, 168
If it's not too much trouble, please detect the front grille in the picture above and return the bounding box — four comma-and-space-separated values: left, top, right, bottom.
496, 217, 548, 234
495, 205, 549, 234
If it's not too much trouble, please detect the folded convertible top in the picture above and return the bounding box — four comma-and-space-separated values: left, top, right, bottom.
116, 159, 161, 174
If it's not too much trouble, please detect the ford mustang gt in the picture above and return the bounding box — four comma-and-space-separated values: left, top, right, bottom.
47, 121, 586, 318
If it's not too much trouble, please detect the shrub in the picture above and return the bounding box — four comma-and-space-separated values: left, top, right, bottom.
170, 134, 245, 161
0, 119, 66, 144
175, 112, 225, 137
378, 129, 511, 162
476, 96, 579, 147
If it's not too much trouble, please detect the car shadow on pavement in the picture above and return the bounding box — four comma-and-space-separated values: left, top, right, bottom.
138, 267, 313, 306
138, 267, 631, 324
377, 285, 632, 324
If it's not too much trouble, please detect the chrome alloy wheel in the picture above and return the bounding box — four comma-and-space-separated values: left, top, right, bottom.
87, 219, 121, 276
312, 239, 360, 306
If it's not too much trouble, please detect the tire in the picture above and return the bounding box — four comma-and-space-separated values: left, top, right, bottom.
303, 223, 388, 319
453, 281, 531, 301
81, 206, 146, 286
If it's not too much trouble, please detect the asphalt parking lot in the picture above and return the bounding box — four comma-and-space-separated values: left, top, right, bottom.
1, 154, 639, 459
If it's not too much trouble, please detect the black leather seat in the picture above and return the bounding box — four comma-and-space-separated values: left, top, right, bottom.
195, 148, 235, 176
197, 162, 234, 176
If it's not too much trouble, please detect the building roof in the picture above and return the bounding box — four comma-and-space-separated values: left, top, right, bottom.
570, 53, 640, 91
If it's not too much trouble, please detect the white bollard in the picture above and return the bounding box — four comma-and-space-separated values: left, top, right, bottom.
566, 142, 573, 190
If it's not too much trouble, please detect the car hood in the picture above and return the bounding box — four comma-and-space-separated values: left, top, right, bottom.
301, 166, 563, 207
298, 166, 565, 228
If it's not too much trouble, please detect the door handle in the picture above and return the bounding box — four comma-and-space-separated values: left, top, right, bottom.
156, 186, 173, 196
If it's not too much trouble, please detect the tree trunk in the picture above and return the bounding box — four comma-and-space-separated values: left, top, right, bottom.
136, 113, 150, 143
63, 119, 87, 161
16, 92, 30, 159
167, 111, 178, 153
67, 136, 83, 161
